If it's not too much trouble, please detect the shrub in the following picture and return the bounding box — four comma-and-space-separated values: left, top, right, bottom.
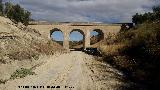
10, 68, 35, 80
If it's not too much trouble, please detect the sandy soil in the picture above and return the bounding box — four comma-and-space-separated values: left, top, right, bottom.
0, 51, 126, 90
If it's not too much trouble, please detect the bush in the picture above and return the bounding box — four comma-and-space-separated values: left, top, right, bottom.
10, 68, 35, 80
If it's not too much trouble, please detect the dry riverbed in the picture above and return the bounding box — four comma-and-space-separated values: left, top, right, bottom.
0, 51, 129, 90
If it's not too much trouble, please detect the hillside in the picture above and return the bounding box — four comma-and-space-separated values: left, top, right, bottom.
0, 16, 65, 61
99, 20, 160, 89
0, 16, 65, 81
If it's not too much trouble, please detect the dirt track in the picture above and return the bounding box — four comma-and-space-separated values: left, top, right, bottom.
0, 51, 126, 90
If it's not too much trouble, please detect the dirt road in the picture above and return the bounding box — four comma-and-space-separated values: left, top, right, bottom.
0, 51, 126, 90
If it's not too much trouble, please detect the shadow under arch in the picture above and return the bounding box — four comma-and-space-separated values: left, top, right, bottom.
69, 29, 85, 50
90, 29, 104, 45
50, 28, 64, 46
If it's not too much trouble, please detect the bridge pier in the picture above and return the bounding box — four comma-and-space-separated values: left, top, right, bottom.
63, 32, 69, 50
63, 30, 91, 50
84, 30, 90, 49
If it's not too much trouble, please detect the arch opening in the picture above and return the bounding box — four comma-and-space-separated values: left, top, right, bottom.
90, 29, 104, 46
50, 28, 64, 46
69, 29, 85, 50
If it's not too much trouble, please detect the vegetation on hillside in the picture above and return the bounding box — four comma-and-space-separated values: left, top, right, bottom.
100, 5, 160, 89
0, 1, 3, 15
10, 68, 35, 80
0, 1, 31, 25
132, 5, 160, 25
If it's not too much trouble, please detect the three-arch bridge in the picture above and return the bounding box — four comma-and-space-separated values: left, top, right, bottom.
29, 23, 121, 50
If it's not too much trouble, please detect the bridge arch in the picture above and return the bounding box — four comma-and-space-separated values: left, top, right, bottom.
69, 29, 85, 49
50, 28, 64, 46
90, 29, 104, 45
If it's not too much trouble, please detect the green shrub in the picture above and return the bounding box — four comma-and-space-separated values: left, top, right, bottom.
10, 68, 36, 80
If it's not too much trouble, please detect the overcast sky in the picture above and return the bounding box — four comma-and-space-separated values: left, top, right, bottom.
6, 0, 157, 23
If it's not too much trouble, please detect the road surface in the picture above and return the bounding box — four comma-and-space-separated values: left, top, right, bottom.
0, 51, 126, 90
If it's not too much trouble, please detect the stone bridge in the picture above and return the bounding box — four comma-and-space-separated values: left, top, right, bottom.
28, 23, 121, 50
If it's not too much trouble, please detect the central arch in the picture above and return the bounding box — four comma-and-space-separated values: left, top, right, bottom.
69, 29, 85, 50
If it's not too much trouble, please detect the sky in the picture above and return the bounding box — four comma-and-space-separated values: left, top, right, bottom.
7, 0, 157, 23
6, 0, 158, 41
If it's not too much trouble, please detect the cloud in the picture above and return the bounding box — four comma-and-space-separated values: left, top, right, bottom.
10, 0, 156, 23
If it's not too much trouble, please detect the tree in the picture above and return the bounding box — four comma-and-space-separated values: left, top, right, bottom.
0, 0, 3, 15
4, 2, 31, 25
153, 6, 160, 13
12, 4, 24, 22
4, 2, 13, 18
23, 10, 31, 25
0, 1, 32, 25
132, 13, 144, 25
132, 5, 160, 25
153, 5, 160, 19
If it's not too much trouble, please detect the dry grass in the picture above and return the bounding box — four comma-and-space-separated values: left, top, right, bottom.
32, 41, 65, 55
99, 44, 125, 56
0, 36, 64, 62
99, 44, 136, 71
